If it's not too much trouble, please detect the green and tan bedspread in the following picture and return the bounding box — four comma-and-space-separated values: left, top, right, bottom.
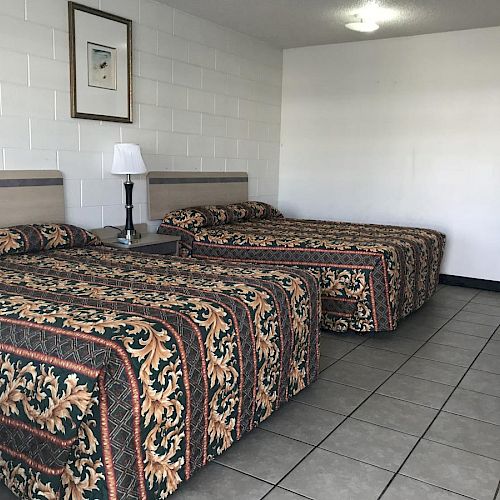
0, 228, 319, 499
158, 202, 446, 333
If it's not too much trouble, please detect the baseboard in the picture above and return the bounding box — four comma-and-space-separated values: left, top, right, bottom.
439, 274, 500, 292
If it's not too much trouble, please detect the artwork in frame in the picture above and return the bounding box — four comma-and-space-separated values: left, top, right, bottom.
87, 42, 117, 90
68, 2, 132, 123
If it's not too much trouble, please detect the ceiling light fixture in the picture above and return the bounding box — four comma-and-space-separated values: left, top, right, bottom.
345, 18, 379, 32
344, 3, 397, 33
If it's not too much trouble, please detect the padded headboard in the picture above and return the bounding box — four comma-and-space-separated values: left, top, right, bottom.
147, 171, 248, 220
0, 170, 65, 227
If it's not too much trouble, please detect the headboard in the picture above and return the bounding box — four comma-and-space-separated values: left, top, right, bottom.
147, 171, 248, 220
0, 170, 65, 227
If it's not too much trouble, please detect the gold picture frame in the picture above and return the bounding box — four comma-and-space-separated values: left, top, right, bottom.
68, 2, 133, 123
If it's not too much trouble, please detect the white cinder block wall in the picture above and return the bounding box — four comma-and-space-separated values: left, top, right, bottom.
0, 0, 282, 228
279, 27, 500, 282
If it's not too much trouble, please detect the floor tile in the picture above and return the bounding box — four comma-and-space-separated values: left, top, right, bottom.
294, 379, 369, 415
463, 302, 500, 318
435, 286, 479, 301
321, 418, 418, 472
483, 340, 500, 356
320, 360, 392, 391
443, 319, 497, 338
397, 357, 467, 386
376, 373, 454, 409
414, 343, 477, 367
363, 335, 424, 355
407, 313, 449, 330
319, 337, 356, 359
395, 322, 438, 341
0, 487, 16, 500
352, 394, 438, 436
342, 346, 409, 372
493, 327, 500, 341
381, 474, 475, 500
325, 330, 366, 345
431, 329, 487, 352
454, 311, 500, 327
215, 429, 313, 484
471, 291, 500, 307
259, 401, 344, 446
459, 369, 500, 398
443, 388, 500, 425
280, 448, 393, 500
425, 411, 500, 461
264, 487, 309, 500
419, 304, 460, 319
471, 352, 500, 374
400, 439, 500, 500
427, 295, 468, 310
319, 355, 335, 373
171, 462, 273, 499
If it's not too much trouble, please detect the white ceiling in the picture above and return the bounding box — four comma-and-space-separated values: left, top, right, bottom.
161, 0, 500, 48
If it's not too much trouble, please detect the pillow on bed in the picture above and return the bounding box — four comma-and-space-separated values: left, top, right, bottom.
160, 206, 228, 232
161, 202, 282, 232
226, 201, 283, 222
0, 223, 101, 257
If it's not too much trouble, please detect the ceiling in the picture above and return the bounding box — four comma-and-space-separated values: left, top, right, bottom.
161, 0, 500, 48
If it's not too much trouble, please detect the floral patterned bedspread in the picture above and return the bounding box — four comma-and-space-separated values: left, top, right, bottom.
159, 216, 445, 332
0, 247, 320, 499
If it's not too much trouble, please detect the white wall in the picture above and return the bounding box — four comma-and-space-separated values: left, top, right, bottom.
280, 27, 500, 281
0, 0, 282, 229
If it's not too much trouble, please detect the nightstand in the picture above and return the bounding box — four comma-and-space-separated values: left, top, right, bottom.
92, 224, 180, 256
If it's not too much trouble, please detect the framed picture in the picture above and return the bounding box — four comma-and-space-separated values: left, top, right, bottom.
68, 2, 132, 123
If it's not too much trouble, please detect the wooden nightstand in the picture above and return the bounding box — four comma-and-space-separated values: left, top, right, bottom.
92, 224, 180, 256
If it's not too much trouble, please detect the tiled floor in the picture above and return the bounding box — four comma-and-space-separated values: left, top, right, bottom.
1, 285, 500, 500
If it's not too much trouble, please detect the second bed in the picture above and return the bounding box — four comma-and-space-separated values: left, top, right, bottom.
150, 172, 446, 333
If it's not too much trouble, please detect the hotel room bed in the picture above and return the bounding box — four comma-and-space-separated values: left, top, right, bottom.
0, 172, 320, 500
150, 173, 445, 333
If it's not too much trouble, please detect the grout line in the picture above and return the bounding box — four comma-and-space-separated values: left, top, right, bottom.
422, 435, 500, 462
389, 369, 460, 386
437, 325, 498, 339
376, 293, 500, 499
411, 352, 474, 367
261, 486, 313, 500
494, 478, 500, 500
463, 365, 500, 377
453, 383, 500, 399
212, 462, 275, 487
461, 310, 500, 320
395, 473, 476, 499
320, 361, 394, 381
426, 337, 487, 351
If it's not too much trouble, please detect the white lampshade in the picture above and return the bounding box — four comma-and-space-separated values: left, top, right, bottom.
111, 143, 147, 175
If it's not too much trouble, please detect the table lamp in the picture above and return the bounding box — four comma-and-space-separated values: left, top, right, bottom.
110, 143, 147, 244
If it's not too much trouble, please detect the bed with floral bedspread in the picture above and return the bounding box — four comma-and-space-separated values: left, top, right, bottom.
158, 202, 445, 333
0, 223, 320, 499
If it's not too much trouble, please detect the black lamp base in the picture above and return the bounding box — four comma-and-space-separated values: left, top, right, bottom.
119, 174, 140, 244
117, 229, 142, 245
